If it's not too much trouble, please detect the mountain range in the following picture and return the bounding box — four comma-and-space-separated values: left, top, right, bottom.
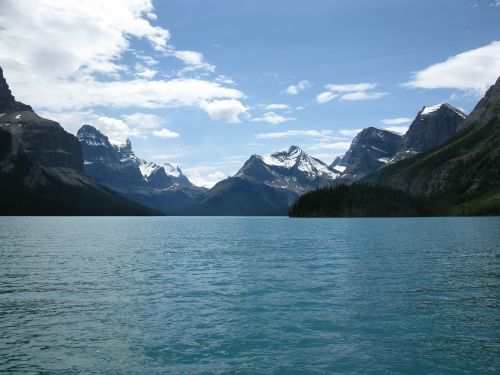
0, 65, 498, 216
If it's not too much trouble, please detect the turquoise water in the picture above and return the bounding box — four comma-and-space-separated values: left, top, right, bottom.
0, 217, 499, 374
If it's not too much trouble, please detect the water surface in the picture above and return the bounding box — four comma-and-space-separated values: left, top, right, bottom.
0, 217, 499, 374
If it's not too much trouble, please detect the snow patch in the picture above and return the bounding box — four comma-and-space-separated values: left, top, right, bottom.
260, 146, 339, 179
139, 161, 160, 179
139, 160, 182, 179
164, 162, 181, 177
421, 103, 444, 116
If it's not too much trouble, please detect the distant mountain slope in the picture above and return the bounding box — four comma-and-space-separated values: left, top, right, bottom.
195, 176, 297, 216
194, 146, 338, 215
77, 124, 206, 214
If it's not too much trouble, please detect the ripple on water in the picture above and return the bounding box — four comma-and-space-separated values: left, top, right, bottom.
0, 216, 499, 374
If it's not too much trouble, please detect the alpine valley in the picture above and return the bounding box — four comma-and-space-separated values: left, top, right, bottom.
0, 66, 498, 216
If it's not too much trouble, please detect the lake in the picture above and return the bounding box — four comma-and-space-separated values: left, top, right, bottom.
0, 217, 499, 374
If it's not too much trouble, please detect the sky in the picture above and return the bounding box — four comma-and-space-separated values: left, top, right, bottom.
0, 0, 499, 187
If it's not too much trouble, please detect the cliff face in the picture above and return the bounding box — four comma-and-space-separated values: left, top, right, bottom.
1, 111, 83, 171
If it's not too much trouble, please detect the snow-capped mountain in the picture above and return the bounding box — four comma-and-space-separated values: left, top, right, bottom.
390, 103, 466, 163
138, 160, 192, 189
194, 146, 339, 215
236, 145, 339, 194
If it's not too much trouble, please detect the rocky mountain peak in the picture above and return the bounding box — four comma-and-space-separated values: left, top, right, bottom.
0, 67, 82, 171
333, 128, 403, 181
114, 138, 139, 165
235, 145, 338, 194
77, 124, 111, 147
390, 102, 466, 162
418, 103, 466, 119
268, 145, 303, 163
0, 67, 32, 113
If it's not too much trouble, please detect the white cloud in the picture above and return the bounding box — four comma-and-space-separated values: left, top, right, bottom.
174, 50, 204, 65
381, 117, 413, 125
0, 0, 170, 80
283, 80, 310, 95
215, 75, 235, 85
92, 116, 143, 144
383, 126, 409, 134
255, 129, 335, 140
316, 91, 338, 104
317, 82, 387, 103
135, 64, 157, 79
13, 77, 244, 114
0, 0, 244, 123
152, 128, 180, 139
341, 91, 388, 101
251, 112, 296, 124
325, 83, 377, 93
338, 129, 362, 137
263, 103, 290, 110
404, 41, 500, 93
174, 50, 215, 72
135, 54, 159, 66
200, 99, 247, 123
183, 166, 230, 188
122, 113, 164, 129
39, 110, 171, 142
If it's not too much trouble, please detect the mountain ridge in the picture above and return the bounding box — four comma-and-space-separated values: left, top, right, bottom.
77, 124, 206, 215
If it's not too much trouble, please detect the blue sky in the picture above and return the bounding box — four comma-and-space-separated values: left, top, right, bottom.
1, 0, 499, 186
